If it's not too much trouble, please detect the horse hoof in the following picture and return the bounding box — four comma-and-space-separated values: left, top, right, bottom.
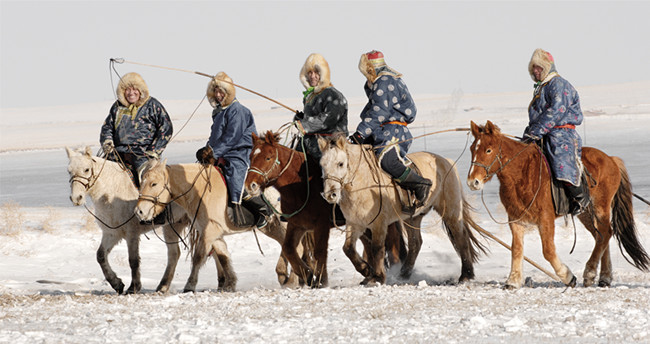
114, 281, 125, 295
598, 280, 611, 288
503, 283, 519, 290
567, 275, 577, 288
182, 288, 195, 293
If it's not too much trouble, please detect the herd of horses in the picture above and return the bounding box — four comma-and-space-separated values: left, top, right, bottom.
65, 120, 649, 294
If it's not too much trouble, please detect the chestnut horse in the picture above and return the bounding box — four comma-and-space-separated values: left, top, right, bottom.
245, 131, 406, 287
319, 135, 487, 285
467, 120, 649, 288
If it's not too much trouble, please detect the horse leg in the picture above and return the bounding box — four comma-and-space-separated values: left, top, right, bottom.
282, 223, 314, 286
256, 216, 295, 287
211, 238, 237, 292
505, 222, 526, 289
183, 236, 210, 293
312, 225, 331, 288
579, 210, 613, 287
367, 226, 388, 285
400, 219, 422, 280
96, 231, 125, 294
156, 225, 181, 293
538, 218, 576, 287
124, 231, 142, 294
343, 226, 373, 281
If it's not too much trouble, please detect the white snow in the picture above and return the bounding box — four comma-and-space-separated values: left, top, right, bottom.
1, 82, 649, 343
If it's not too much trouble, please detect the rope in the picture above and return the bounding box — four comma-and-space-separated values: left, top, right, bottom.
111, 58, 298, 113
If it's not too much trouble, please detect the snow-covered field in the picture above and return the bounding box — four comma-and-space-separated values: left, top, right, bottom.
1, 82, 649, 343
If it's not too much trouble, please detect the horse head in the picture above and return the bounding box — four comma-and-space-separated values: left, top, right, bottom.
66, 146, 97, 206
318, 134, 349, 204
246, 131, 282, 196
135, 158, 170, 222
467, 120, 503, 191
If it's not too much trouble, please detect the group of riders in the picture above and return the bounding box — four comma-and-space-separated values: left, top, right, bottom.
100, 48, 590, 229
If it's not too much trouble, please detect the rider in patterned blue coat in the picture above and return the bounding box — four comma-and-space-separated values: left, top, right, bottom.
349, 50, 431, 205
198, 72, 269, 228
523, 48, 589, 214
100, 72, 173, 188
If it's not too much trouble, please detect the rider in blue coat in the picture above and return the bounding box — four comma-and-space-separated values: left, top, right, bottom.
349, 50, 431, 206
523, 48, 589, 214
197, 72, 269, 228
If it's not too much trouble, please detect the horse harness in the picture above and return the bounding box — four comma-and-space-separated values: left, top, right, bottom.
248, 148, 296, 185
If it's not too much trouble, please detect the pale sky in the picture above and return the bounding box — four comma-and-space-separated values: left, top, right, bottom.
2, 1, 649, 109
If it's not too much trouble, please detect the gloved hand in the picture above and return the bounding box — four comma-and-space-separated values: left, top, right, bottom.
521, 133, 540, 145
348, 132, 365, 144
196, 146, 217, 165
102, 140, 115, 153
293, 111, 305, 121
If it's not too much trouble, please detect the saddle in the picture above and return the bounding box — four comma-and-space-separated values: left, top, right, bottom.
540, 149, 592, 216
394, 160, 424, 215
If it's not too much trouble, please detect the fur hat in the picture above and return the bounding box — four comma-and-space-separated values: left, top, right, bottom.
117, 72, 150, 107
206, 72, 236, 108
358, 50, 402, 83
299, 53, 332, 94
528, 48, 556, 82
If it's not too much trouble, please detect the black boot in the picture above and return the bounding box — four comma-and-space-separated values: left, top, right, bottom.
242, 194, 270, 229
396, 167, 432, 205
565, 182, 590, 215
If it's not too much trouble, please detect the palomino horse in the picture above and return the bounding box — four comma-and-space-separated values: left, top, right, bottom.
245, 132, 407, 287
66, 146, 191, 294
135, 159, 295, 292
319, 135, 487, 285
467, 121, 649, 288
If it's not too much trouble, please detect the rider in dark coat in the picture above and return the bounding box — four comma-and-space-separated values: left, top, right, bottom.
523, 48, 589, 214
199, 72, 269, 228
100, 72, 173, 187
349, 50, 431, 206
294, 53, 348, 160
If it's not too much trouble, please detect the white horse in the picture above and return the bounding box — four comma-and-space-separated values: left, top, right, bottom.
135, 159, 297, 292
66, 146, 191, 294
318, 136, 486, 285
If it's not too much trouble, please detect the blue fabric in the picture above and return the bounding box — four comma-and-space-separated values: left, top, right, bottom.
100, 97, 173, 158
356, 75, 416, 158
524, 75, 584, 185
207, 99, 257, 203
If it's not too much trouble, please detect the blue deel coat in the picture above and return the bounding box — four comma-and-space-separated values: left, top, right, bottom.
524, 74, 584, 185
355, 75, 417, 158
207, 99, 257, 204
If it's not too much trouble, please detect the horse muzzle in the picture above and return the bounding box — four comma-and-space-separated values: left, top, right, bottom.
321, 190, 340, 204
246, 181, 261, 197
467, 177, 484, 191
134, 202, 154, 222
69, 194, 85, 206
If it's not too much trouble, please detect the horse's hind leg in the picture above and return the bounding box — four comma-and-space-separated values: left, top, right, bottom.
156, 225, 182, 293
283, 224, 314, 286
538, 218, 576, 287
211, 239, 237, 292
97, 231, 125, 294
400, 219, 422, 280
579, 211, 613, 287
124, 231, 142, 294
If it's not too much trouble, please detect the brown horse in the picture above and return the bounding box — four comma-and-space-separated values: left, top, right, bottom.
245, 131, 407, 287
467, 120, 649, 289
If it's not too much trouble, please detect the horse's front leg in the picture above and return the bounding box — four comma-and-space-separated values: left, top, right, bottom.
311, 224, 331, 288
539, 217, 576, 287
282, 223, 314, 286
211, 238, 236, 292
366, 225, 388, 285
505, 222, 526, 289
156, 224, 182, 293
256, 216, 298, 287
124, 230, 142, 294
96, 231, 125, 294
183, 233, 210, 293
342, 225, 373, 281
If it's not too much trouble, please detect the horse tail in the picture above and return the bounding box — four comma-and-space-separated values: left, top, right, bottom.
460, 198, 489, 262
611, 157, 650, 271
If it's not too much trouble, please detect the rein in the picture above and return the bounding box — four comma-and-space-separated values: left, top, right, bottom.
247, 148, 295, 185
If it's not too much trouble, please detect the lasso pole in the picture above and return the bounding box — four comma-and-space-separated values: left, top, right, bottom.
111, 58, 298, 114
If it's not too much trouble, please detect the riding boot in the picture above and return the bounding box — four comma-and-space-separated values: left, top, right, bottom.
231, 203, 249, 228
564, 182, 590, 215
395, 167, 432, 205
242, 194, 270, 229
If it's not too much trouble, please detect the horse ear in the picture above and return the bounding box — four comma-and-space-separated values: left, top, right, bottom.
470, 121, 481, 137
317, 136, 329, 153
252, 132, 259, 142
84, 146, 93, 157
485, 120, 500, 134
335, 135, 347, 149
65, 146, 74, 158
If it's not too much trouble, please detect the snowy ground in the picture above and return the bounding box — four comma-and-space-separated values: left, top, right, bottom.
1, 82, 649, 343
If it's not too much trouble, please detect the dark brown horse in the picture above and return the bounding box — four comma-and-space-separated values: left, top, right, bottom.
467, 120, 649, 288
245, 131, 407, 287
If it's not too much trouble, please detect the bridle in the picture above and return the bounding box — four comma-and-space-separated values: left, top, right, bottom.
247, 147, 295, 185
137, 169, 174, 208
471, 137, 535, 183
69, 156, 109, 191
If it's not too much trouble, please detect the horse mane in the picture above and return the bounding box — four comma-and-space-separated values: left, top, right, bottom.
139, 159, 164, 181
262, 130, 281, 146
